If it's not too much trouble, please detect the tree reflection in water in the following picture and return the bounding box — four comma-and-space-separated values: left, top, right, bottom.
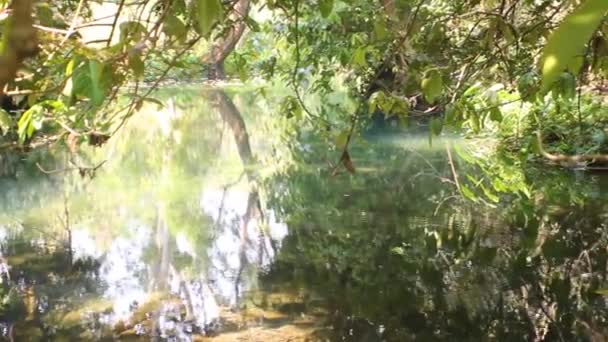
0, 87, 606, 341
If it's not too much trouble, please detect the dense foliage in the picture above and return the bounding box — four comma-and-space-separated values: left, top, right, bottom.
0, 0, 606, 167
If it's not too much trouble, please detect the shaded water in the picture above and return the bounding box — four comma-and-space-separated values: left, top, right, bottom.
0, 86, 607, 341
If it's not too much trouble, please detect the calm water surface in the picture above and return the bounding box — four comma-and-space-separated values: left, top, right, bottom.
0, 87, 607, 341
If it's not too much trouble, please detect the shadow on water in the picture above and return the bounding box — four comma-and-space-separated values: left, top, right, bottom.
0, 86, 606, 341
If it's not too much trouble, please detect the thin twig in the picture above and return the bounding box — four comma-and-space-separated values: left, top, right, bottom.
446, 142, 461, 192
107, 0, 127, 47
291, 0, 331, 127
36, 160, 107, 175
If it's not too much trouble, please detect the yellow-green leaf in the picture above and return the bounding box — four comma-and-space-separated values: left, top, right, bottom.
62, 58, 76, 97
88, 60, 104, 107
460, 184, 478, 202
421, 69, 443, 103
596, 288, 608, 295
540, 0, 608, 91
374, 18, 388, 40
335, 129, 349, 150
352, 47, 368, 68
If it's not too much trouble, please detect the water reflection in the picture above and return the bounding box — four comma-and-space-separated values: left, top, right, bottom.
0, 87, 293, 340
0, 86, 606, 341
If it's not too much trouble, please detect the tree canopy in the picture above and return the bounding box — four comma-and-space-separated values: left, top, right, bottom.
0, 0, 606, 166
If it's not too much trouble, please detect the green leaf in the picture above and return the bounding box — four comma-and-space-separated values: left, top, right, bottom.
463, 82, 482, 97
421, 69, 443, 103
17, 105, 43, 144
197, 0, 223, 37
0, 108, 11, 135
352, 47, 368, 68
489, 107, 502, 122
62, 58, 76, 97
460, 184, 478, 202
480, 184, 500, 203
88, 60, 105, 107
119, 21, 146, 43
430, 118, 443, 136
428, 118, 442, 146
540, 0, 608, 91
374, 18, 388, 40
319, 0, 334, 18
335, 129, 349, 150
596, 288, 608, 295
163, 14, 187, 41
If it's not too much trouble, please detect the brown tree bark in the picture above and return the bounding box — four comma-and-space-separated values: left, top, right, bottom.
205, 0, 251, 79
0, 1, 38, 96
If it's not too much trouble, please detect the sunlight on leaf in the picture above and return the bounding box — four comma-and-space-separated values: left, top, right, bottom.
460, 184, 478, 202
540, 0, 608, 91
596, 289, 608, 296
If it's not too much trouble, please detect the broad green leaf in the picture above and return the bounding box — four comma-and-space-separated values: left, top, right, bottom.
17, 105, 43, 143
319, 0, 334, 18
163, 14, 187, 41
430, 118, 443, 136
489, 107, 502, 122
119, 21, 146, 43
421, 69, 442, 103
540, 0, 608, 91
374, 18, 388, 40
367, 91, 383, 113
428, 118, 442, 146
197, 0, 223, 37
352, 47, 368, 68
88, 60, 105, 107
335, 129, 349, 150
0, 108, 11, 135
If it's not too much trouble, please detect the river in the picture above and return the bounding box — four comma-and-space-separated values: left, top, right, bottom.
0, 86, 607, 341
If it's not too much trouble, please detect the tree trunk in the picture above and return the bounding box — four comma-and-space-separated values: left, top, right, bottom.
205, 0, 250, 80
